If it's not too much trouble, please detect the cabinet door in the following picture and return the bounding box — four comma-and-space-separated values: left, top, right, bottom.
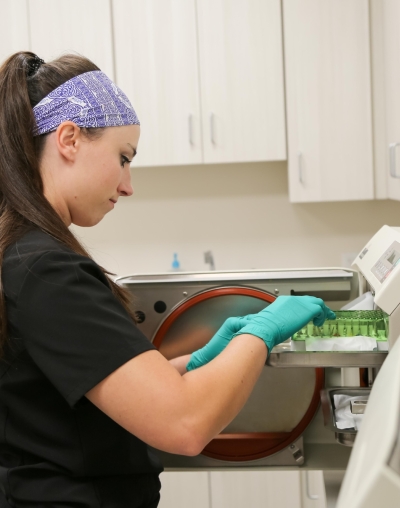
382, 0, 400, 200
28, 0, 114, 78
210, 471, 302, 508
196, 0, 286, 164
112, 0, 202, 167
284, 0, 374, 203
158, 472, 210, 508
0, 0, 30, 64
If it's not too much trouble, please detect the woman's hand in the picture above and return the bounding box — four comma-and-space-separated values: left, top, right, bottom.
234, 295, 336, 352
186, 296, 335, 371
186, 315, 253, 371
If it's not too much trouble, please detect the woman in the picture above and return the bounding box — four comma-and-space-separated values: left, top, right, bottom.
0, 51, 335, 507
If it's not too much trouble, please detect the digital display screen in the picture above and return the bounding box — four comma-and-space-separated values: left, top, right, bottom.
387, 250, 400, 266
371, 241, 400, 284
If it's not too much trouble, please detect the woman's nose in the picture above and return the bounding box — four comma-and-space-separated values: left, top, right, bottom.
118, 169, 134, 197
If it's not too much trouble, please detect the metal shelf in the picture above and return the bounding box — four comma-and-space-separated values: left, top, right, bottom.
268, 342, 388, 368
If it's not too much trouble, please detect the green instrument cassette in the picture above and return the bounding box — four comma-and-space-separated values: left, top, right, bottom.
292, 310, 389, 341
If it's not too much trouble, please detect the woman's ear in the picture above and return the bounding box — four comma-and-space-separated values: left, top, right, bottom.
55, 122, 81, 162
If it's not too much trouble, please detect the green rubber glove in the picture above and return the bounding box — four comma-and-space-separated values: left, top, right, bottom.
233, 296, 336, 353
186, 315, 254, 371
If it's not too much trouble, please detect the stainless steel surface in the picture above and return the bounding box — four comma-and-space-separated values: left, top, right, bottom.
321, 388, 371, 447
304, 444, 351, 471
118, 269, 358, 348
269, 342, 387, 368
335, 432, 356, 447
153, 437, 305, 469
289, 442, 304, 464
141, 285, 323, 467
156, 293, 318, 434
118, 268, 355, 285
118, 268, 368, 470
154, 442, 353, 471
215, 367, 317, 434
350, 400, 368, 414
157, 292, 268, 360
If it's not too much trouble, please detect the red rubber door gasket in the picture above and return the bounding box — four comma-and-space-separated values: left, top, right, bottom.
153, 287, 324, 462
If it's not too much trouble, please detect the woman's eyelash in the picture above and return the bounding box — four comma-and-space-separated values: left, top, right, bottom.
121, 155, 132, 166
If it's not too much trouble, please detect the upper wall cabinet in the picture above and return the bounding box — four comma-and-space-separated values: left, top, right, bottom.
196, 0, 286, 164
381, 0, 400, 201
113, 0, 286, 167
283, 0, 374, 203
0, 0, 30, 64
28, 0, 114, 78
112, 0, 202, 167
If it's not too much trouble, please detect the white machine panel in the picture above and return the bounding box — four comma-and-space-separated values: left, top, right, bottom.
336, 332, 400, 507
371, 241, 400, 284
352, 226, 400, 314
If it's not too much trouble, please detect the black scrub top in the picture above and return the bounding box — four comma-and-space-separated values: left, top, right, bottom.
0, 230, 163, 507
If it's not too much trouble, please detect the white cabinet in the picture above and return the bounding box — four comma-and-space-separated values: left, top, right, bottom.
210, 471, 303, 508
283, 0, 374, 203
0, 0, 30, 64
158, 472, 210, 508
381, 0, 400, 201
112, 0, 286, 167
159, 471, 308, 508
28, 0, 114, 78
196, 0, 286, 164
112, 0, 202, 167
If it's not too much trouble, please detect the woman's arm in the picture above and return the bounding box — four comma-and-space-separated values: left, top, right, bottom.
86, 296, 334, 457
169, 355, 190, 375
86, 335, 267, 456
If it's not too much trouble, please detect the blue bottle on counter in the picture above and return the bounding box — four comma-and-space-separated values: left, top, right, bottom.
171, 253, 180, 271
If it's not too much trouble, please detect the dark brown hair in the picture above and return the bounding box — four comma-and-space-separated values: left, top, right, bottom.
0, 51, 136, 357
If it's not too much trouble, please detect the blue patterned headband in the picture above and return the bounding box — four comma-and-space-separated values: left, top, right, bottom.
33, 70, 139, 136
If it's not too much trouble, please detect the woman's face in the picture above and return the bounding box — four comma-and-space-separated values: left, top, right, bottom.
42, 124, 140, 227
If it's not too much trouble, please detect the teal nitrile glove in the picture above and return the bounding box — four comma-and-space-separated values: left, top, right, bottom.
233, 296, 336, 353
186, 314, 255, 371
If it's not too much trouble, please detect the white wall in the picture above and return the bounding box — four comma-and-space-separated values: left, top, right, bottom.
72, 161, 400, 277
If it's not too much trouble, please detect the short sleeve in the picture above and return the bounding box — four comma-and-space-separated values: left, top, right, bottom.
16, 250, 155, 407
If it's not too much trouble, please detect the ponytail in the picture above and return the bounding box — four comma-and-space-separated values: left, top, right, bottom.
0, 51, 136, 358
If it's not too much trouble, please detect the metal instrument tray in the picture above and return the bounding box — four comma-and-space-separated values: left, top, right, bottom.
320, 387, 371, 446
268, 342, 387, 368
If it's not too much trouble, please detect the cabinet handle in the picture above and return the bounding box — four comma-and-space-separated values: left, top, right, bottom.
298, 151, 304, 184
305, 471, 319, 500
389, 143, 400, 178
210, 113, 216, 145
188, 114, 194, 146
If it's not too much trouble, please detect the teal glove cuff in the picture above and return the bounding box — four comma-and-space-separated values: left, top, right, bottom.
232, 321, 280, 355
186, 314, 255, 371
186, 350, 207, 371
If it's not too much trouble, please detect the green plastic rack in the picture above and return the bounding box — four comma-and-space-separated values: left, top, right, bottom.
292, 310, 389, 341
